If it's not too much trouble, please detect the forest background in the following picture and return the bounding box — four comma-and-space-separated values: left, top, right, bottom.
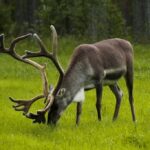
0, 0, 150, 43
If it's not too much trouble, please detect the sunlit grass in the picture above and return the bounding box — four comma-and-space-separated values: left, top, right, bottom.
0, 40, 150, 150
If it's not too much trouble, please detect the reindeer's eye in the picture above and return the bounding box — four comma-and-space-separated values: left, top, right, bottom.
57, 88, 66, 97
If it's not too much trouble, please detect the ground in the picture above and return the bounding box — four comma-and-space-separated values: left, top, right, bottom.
0, 41, 150, 150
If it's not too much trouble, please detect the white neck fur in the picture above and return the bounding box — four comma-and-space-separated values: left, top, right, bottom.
73, 88, 85, 102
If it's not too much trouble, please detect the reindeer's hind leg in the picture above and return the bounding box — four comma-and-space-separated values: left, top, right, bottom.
96, 84, 103, 121
109, 83, 123, 121
124, 68, 136, 122
76, 102, 82, 125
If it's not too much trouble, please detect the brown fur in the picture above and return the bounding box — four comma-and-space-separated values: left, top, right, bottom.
48, 38, 135, 125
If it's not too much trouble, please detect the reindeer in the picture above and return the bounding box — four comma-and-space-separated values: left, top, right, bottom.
46, 33, 136, 125
0, 25, 136, 125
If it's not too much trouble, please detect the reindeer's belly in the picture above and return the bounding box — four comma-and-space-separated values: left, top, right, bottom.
103, 66, 126, 84
84, 80, 117, 91
85, 79, 117, 88
102, 79, 117, 85
104, 66, 126, 80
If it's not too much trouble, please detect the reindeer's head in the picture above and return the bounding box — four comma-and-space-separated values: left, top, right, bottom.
48, 87, 72, 124
48, 98, 65, 124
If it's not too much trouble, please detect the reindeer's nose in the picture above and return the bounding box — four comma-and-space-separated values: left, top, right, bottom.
47, 113, 60, 125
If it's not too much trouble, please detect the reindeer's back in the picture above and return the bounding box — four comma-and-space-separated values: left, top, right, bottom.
93, 38, 133, 68
94, 38, 133, 54
67, 38, 133, 76
72, 38, 133, 61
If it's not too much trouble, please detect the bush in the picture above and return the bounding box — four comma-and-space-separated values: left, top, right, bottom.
37, 0, 128, 40
0, 3, 13, 34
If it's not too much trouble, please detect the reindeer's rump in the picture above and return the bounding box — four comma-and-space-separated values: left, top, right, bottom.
94, 38, 133, 54
93, 38, 132, 67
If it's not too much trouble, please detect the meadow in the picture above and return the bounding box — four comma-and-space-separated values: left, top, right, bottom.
0, 38, 150, 150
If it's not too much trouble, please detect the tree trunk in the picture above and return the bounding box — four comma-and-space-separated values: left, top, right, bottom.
15, 0, 37, 34
145, 0, 150, 39
133, 0, 150, 41
26, 0, 36, 32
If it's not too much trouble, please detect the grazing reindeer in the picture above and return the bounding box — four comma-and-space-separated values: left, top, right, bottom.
47, 37, 136, 124
1, 25, 136, 125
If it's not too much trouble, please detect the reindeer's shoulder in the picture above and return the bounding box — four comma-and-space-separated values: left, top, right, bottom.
74, 44, 98, 55
70, 44, 99, 64
111, 38, 133, 53
75, 44, 98, 51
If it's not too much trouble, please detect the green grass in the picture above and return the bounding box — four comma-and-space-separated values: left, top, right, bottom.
0, 40, 150, 150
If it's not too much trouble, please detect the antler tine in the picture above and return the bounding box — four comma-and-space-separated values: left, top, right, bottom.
23, 25, 64, 75
9, 95, 45, 115
50, 25, 64, 76
25, 88, 55, 124
33, 33, 48, 54
9, 33, 32, 54
0, 33, 33, 62
50, 25, 57, 58
23, 25, 58, 59
23, 33, 49, 58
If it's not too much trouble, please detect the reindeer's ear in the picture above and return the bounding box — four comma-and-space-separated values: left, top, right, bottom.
57, 88, 66, 97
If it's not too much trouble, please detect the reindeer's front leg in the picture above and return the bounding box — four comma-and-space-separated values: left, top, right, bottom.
96, 84, 103, 121
109, 83, 123, 121
76, 102, 82, 125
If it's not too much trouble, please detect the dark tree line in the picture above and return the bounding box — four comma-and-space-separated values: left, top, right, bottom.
0, 0, 150, 42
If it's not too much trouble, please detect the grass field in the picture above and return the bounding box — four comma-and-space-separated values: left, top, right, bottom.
0, 39, 150, 150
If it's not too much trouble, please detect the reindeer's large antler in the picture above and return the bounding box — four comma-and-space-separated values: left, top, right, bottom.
0, 33, 49, 115
23, 25, 64, 77
22, 25, 65, 124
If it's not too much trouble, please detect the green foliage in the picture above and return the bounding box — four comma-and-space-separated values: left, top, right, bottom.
0, 0, 149, 42
0, 3, 13, 34
0, 39, 150, 150
37, 0, 127, 40
106, 1, 126, 37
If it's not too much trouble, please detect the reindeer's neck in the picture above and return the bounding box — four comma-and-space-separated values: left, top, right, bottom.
64, 67, 85, 93
60, 61, 93, 102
